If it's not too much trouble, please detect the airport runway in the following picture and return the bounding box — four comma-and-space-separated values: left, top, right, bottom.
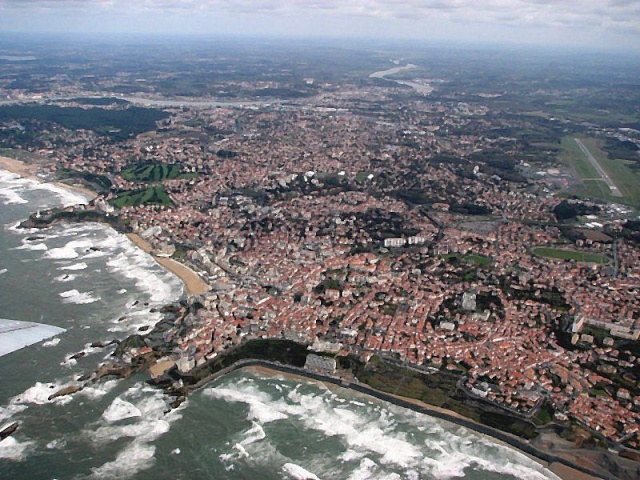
574, 138, 622, 197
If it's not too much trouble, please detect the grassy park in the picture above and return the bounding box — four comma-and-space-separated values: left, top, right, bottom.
110, 186, 173, 208
532, 246, 608, 264
120, 162, 194, 183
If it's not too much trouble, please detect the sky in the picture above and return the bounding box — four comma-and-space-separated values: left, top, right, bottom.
0, 0, 639, 52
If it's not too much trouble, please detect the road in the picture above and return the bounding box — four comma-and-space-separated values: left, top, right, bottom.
574, 138, 622, 197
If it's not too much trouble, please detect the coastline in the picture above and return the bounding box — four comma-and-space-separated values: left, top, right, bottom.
194, 360, 607, 480
244, 364, 601, 480
0, 155, 98, 201
0, 155, 619, 479
1, 157, 209, 298
126, 233, 210, 296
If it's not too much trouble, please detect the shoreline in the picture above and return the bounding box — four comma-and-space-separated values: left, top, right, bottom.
0, 155, 98, 201
192, 358, 607, 480
244, 364, 601, 480
0, 155, 617, 479
126, 233, 210, 296
0, 156, 209, 298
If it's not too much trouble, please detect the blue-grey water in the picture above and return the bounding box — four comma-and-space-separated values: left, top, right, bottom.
0, 169, 561, 479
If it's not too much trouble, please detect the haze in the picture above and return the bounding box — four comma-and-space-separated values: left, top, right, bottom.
0, 0, 639, 53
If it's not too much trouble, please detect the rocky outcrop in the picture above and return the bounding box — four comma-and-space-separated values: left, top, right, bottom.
0, 422, 18, 441
48, 385, 84, 400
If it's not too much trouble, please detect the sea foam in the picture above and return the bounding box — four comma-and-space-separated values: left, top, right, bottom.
102, 398, 142, 423
282, 462, 320, 480
59, 289, 100, 305
86, 386, 185, 478
206, 375, 561, 479
0, 436, 33, 461
11, 381, 74, 406
42, 337, 61, 347
46, 239, 94, 260
0, 171, 30, 205
59, 262, 88, 271
89, 442, 156, 479
0, 169, 87, 208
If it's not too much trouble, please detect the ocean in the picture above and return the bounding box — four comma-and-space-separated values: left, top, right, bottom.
0, 169, 561, 479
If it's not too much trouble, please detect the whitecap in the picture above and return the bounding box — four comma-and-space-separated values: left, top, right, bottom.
46, 239, 94, 260
282, 462, 320, 480
204, 386, 288, 423
13, 242, 47, 251
87, 386, 181, 448
78, 380, 119, 401
89, 442, 156, 479
45, 439, 66, 450
233, 442, 249, 458
0, 168, 87, 208
106, 240, 182, 305
347, 458, 378, 480
0, 404, 28, 425
240, 422, 266, 447
62, 357, 77, 367
11, 381, 74, 406
42, 337, 61, 347
0, 185, 28, 205
59, 289, 99, 305
32, 182, 88, 207
102, 398, 142, 423
58, 262, 88, 271
207, 378, 422, 471
0, 436, 33, 461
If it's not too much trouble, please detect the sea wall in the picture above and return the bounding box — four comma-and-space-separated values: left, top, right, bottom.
190, 358, 610, 480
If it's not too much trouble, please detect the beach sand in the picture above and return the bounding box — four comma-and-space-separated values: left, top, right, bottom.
548, 463, 600, 480
1, 156, 208, 297
0, 155, 98, 201
0, 156, 613, 479
127, 233, 210, 296
245, 365, 601, 480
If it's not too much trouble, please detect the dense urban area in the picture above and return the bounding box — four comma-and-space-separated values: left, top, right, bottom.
2, 38, 640, 468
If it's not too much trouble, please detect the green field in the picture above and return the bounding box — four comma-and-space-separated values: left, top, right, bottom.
110, 186, 173, 208
560, 136, 640, 207
120, 162, 194, 183
532, 246, 608, 264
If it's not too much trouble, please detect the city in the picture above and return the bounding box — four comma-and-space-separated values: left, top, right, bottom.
1, 37, 640, 478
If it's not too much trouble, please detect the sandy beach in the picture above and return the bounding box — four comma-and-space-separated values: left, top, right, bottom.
126, 233, 210, 296
1, 155, 208, 297
0, 155, 614, 479
0, 155, 98, 201
245, 364, 601, 480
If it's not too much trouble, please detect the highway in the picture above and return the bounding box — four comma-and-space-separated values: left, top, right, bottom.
574, 138, 622, 197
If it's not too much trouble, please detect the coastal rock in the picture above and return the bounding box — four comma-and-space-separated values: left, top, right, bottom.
90, 339, 118, 349
93, 363, 136, 381
0, 422, 19, 441
170, 396, 186, 409
48, 384, 84, 400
